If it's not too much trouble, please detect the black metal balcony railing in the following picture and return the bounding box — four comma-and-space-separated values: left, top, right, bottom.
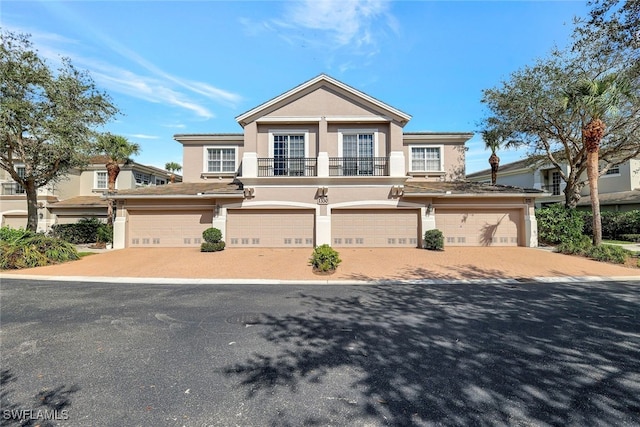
258, 157, 317, 177
1, 182, 25, 195
542, 184, 561, 196
329, 157, 388, 176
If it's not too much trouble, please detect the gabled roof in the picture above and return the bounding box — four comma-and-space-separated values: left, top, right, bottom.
235, 74, 412, 127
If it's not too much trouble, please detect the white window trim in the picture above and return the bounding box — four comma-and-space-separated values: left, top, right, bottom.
409, 144, 445, 173
337, 129, 379, 157
93, 170, 113, 190
203, 146, 238, 174
268, 130, 310, 158
602, 165, 621, 178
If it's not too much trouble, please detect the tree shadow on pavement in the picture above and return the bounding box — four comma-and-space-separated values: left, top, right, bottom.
1, 369, 79, 427
343, 264, 511, 282
224, 281, 640, 425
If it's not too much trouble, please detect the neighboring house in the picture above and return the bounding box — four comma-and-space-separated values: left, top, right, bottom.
467, 157, 640, 211
110, 74, 543, 249
0, 156, 181, 231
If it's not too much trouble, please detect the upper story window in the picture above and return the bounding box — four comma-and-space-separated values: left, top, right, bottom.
605, 165, 620, 175
15, 166, 26, 194
410, 146, 443, 172
95, 171, 108, 189
135, 172, 151, 185
155, 178, 166, 185
207, 147, 236, 173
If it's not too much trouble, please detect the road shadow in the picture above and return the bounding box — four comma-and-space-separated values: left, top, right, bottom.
224, 282, 640, 425
343, 263, 511, 282
1, 369, 79, 427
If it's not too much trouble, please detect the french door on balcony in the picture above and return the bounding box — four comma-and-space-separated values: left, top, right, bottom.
273, 134, 305, 176
343, 133, 374, 176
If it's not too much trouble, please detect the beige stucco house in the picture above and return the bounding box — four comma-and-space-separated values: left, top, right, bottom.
110, 75, 542, 249
0, 157, 180, 231
467, 157, 640, 211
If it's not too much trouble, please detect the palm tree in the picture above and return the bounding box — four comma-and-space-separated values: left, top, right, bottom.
482, 128, 502, 185
95, 133, 141, 225
164, 162, 182, 184
563, 73, 633, 245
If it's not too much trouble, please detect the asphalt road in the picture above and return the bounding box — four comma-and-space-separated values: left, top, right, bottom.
1, 279, 639, 426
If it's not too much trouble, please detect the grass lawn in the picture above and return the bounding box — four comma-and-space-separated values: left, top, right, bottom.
603, 239, 636, 245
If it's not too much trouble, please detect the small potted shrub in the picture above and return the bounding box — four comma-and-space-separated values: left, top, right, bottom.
423, 229, 444, 251
201, 227, 225, 252
309, 244, 342, 274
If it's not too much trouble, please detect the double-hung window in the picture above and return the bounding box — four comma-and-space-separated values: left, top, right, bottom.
273, 134, 305, 176
605, 165, 620, 175
95, 171, 108, 190
411, 146, 443, 172
15, 166, 26, 194
207, 148, 236, 173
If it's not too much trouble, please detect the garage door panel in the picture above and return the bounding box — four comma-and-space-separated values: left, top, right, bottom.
129, 210, 214, 247
227, 209, 314, 248
436, 209, 521, 247
332, 209, 419, 247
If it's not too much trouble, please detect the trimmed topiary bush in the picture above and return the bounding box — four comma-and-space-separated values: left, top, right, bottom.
309, 244, 342, 273
201, 241, 226, 252
423, 229, 444, 251
202, 227, 223, 243
200, 227, 225, 252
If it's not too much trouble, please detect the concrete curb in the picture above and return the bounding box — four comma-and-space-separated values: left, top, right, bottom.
1, 274, 639, 286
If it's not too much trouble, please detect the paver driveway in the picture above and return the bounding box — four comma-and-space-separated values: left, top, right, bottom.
1, 247, 638, 281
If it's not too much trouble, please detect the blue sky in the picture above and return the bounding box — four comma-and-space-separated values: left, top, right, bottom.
3, 0, 589, 173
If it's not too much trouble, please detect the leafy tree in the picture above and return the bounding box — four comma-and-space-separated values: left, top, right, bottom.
562, 73, 634, 245
164, 161, 182, 183
480, 14, 640, 209
0, 31, 118, 231
94, 133, 140, 225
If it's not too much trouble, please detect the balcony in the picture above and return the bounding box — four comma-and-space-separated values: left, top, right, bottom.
1, 182, 25, 195
258, 157, 317, 177
329, 157, 388, 176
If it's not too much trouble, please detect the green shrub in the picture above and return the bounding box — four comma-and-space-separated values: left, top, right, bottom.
586, 244, 630, 264
96, 223, 113, 244
50, 217, 105, 244
582, 210, 640, 239
537, 204, 585, 245
0, 234, 79, 270
423, 229, 444, 251
202, 227, 223, 243
309, 244, 342, 272
556, 235, 592, 256
200, 241, 225, 252
620, 234, 640, 243
0, 226, 32, 243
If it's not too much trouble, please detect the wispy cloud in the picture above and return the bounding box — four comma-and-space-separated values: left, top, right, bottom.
129, 134, 160, 140
244, 0, 395, 59
4, 19, 241, 120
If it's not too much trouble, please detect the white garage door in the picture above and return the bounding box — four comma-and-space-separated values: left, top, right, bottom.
2, 215, 27, 229
226, 209, 315, 248
436, 209, 522, 246
331, 209, 420, 247
128, 209, 214, 247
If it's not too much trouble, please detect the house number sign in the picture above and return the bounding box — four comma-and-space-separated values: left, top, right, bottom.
317, 196, 328, 205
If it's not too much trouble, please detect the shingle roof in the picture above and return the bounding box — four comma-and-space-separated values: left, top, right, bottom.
48, 196, 108, 208
577, 188, 640, 206
112, 182, 243, 197
403, 181, 543, 195
466, 158, 533, 179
